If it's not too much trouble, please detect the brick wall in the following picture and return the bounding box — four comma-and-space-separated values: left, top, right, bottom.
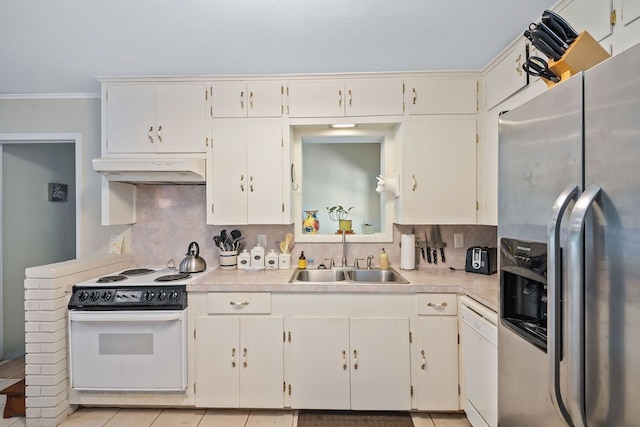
23, 255, 130, 427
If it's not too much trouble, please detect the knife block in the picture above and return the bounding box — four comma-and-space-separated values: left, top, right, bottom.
544, 31, 610, 87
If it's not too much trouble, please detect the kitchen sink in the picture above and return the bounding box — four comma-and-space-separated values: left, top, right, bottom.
345, 268, 409, 283
289, 268, 408, 284
290, 269, 346, 283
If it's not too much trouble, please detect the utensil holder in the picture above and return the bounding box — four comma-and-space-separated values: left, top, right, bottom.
219, 250, 238, 270
544, 31, 610, 87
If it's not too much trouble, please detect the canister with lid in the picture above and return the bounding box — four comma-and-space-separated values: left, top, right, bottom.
265, 250, 279, 269
250, 244, 266, 267
237, 250, 250, 269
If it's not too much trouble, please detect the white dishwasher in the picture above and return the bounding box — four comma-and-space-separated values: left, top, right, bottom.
460, 296, 497, 427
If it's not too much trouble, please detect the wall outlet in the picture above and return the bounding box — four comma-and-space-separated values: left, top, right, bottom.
257, 234, 267, 248
454, 233, 464, 249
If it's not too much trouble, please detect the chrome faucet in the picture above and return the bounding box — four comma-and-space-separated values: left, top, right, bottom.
341, 229, 348, 267
366, 255, 374, 270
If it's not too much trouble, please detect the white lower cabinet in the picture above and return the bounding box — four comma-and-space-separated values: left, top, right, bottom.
195, 315, 284, 408
413, 293, 460, 410
288, 316, 412, 410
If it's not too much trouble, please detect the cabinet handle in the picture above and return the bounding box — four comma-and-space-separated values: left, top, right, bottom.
290, 163, 299, 191
249, 91, 254, 109
240, 91, 245, 109
348, 89, 352, 108
515, 54, 523, 76
338, 90, 342, 108
342, 350, 347, 371
412, 88, 417, 105
421, 350, 426, 370
231, 347, 237, 368
249, 175, 254, 192
427, 302, 448, 308
240, 175, 245, 192
353, 350, 358, 370
157, 125, 163, 143
243, 348, 248, 368
229, 301, 249, 307
411, 174, 417, 191
148, 126, 154, 144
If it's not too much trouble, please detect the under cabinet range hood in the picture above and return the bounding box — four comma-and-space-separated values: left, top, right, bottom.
92, 158, 206, 184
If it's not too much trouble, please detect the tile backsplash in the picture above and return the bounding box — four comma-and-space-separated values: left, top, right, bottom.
131, 185, 497, 270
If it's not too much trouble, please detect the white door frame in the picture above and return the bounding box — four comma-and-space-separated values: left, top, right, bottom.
0, 132, 83, 358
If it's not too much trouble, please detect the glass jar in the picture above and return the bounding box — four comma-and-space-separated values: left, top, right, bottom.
303, 210, 320, 234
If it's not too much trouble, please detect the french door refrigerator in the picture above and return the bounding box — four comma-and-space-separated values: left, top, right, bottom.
497, 40, 640, 427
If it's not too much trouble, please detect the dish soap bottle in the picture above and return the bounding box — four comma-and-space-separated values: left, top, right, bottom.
379, 248, 389, 270
298, 251, 307, 269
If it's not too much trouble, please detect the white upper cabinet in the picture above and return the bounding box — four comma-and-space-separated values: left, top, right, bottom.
396, 115, 477, 225
210, 82, 283, 118
556, 0, 613, 43
287, 78, 404, 117
485, 39, 529, 111
406, 77, 477, 115
208, 118, 284, 225
105, 84, 208, 154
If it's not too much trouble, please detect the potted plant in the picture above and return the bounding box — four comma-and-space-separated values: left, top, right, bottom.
326, 205, 354, 232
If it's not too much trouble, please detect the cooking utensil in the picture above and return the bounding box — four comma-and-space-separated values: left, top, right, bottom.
279, 240, 287, 254
425, 231, 432, 264
435, 225, 446, 263
179, 241, 207, 273
524, 27, 563, 61
523, 56, 560, 83
430, 227, 438, 265
285, 233, 294, 253
542, 9, 578, 44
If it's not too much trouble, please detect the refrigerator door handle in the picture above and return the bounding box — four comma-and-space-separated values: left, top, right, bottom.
548, 184, 579, 426
567, 184, 601, 427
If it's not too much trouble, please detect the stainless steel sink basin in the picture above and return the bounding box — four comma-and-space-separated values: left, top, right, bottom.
346, 268, 409, 283
289, 269, 346, 283
289, 268, 408, 284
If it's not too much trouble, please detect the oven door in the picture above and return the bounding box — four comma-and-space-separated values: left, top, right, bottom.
68, 310, 187, 392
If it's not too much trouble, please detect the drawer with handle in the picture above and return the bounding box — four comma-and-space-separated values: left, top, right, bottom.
416, 293, 457, 316
207, 292, 271, 314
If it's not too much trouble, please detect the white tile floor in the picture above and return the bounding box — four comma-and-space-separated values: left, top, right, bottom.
51, 408, 471, 427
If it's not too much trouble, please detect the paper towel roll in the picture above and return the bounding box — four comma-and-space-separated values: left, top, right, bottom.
401, 234, 416, 270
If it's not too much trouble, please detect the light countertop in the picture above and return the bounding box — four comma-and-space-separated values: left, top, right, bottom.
189, 267, 498, 311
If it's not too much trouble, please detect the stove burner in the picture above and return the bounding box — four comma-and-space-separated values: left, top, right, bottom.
96, 275, 127, 283
121, 268, 156, 276
154, 273, 191, 282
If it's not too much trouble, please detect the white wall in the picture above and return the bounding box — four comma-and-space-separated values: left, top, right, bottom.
2, 143, 77, 358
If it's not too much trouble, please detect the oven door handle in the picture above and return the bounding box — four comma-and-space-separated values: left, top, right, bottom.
69, 312, 183, 323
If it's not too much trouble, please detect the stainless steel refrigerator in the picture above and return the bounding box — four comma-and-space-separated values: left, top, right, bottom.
497, 41, 640, 427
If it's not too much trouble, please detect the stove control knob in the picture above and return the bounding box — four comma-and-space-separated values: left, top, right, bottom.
79, 291, 89, 301
102, 291, 112, 301
169, 291, 179, 300
91, 291, 101, 301
158, 291, 168, 301
143, 291, 155, 301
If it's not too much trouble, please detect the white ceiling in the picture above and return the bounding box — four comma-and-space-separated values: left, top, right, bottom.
0, 0, 556, 95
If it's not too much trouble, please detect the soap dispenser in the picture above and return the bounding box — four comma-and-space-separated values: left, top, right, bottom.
379, 248, 389, 270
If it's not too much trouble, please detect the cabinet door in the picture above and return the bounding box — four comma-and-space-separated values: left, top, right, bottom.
195, 316, 240, 407
247, 82, 283, 117
349, 317, 411, 410
211, 82, 247, 118
289, 317, 351, 409
246, 119, 283, 224
239, 316, 284, 408
346, 79, 404, 116
398, 116, 477, 224
155, 84, 207, 153
485, 39, 528, 110
287, 80, 345, 117
413, 317, 459, 410
557, 0, 613, 43
211, 119, 248, 224
406, 78, 477, 115
105, 85, 156, 154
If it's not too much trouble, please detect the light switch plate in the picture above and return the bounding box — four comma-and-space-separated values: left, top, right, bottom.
257, 234, 267, 248
454, 233, 464, 248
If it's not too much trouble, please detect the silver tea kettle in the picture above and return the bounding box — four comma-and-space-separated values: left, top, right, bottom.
179, 241, 207, 273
